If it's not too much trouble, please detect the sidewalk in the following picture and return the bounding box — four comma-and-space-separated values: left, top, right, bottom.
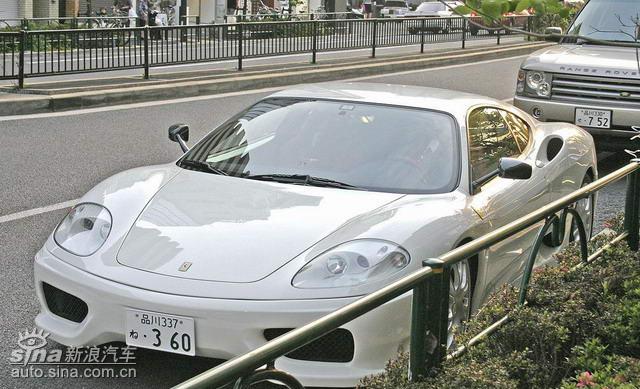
0, 38, 550, 116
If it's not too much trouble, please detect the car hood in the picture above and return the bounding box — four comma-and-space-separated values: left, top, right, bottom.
522, 44, 640, 79
116, 170, 403, 283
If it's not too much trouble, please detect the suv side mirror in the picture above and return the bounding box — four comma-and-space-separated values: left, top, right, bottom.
498, 158, 532, 180
168, 123, 190, 153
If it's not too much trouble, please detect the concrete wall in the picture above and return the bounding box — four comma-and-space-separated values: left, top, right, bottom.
33, 0, 59, 18
19, 0, 35, 18
0, 1, 19, 20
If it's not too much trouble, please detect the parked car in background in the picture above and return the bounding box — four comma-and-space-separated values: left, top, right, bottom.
380, 0, 410, 18
405, 1, 464, 34
34, 82, 596, 388
514, 0, 640, 150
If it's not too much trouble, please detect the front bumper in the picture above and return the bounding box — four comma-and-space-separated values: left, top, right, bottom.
514, 95, 639, 140
34, 248, 412, 387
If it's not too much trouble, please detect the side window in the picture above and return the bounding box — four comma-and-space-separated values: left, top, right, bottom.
467, 107, 520, 183
502, 111, 531, 152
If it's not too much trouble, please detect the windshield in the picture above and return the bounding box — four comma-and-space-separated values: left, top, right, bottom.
385, 1, 407, 7
567, 0, 640, 43
180, 98, 460, 194
417, 3, 445, 12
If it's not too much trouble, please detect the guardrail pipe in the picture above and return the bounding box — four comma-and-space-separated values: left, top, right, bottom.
409, 258, 444, 381
143, 27, 150, 79
624, 167, 640, 251
18, 30, 26, 89
371, 19, 378, 58
419, 19, 426, 53
238, 23, 243, 71
311, 21, 318, 64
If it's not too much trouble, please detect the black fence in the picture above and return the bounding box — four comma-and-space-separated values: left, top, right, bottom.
0, 16, 533, 88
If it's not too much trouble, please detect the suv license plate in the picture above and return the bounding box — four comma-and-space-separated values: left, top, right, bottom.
575, 108, 611, 129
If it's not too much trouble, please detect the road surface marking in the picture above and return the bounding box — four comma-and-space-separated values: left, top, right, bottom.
0, 199, 77, 225
0, 55, 526, 122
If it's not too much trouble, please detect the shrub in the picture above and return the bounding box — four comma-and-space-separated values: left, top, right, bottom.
360, 216, 640, 389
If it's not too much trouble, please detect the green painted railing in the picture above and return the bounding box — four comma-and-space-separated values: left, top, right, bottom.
174, 159, 640, 389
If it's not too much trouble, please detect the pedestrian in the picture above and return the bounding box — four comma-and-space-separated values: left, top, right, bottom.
123, 0, 138, 27
137, 0, 149, 26
362, 0, 372, 19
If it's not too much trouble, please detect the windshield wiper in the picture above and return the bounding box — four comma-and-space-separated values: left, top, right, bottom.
180, 160, 229, 176
243, 174, 365, 190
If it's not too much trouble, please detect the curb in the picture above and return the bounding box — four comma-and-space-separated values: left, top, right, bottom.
0, 42, 550, 116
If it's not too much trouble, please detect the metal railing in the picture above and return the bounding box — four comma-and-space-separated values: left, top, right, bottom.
0, 16, 534, 88
173, 159, 640, 389
224, 12, 359, 23
0, 17, 133, 30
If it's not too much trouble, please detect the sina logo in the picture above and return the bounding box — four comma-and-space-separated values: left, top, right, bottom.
8, 328, 54, 365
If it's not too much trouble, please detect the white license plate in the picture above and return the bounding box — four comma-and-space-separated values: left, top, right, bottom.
125, 309, 195, 356
575, 108, 612, 129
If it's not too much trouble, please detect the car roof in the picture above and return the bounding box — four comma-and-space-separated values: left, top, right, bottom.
267, 82, 502, 120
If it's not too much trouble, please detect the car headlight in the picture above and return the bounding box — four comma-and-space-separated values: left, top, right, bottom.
54, 203, 112, 256
292, 240, 410, 289
517, 69, 552, 98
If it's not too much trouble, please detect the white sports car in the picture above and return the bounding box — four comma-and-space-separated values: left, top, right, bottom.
34, 83, 596, 387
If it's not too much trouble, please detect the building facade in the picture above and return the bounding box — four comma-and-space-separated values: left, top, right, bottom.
1, 0, 33, 20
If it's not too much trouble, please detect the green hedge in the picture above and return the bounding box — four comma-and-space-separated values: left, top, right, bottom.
360, 215, 640, 389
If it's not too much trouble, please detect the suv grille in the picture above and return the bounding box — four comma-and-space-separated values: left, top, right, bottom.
42, 283, 88, 323
551, 74, 640, 106
264, 328, 354, 363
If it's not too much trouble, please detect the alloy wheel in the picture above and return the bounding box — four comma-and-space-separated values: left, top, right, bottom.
571, 175, 594, 242
447, 259, 471, 351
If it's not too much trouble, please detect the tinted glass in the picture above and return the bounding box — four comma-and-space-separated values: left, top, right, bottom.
385, 1, 407, 7
501, 111, 530, 152
567, 0, 640, 43
183, 98, 460, 194
467, 107, 520, 182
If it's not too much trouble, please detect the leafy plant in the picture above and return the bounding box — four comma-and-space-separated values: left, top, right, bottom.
360, 214, 640, 389
454, 0, 572, 28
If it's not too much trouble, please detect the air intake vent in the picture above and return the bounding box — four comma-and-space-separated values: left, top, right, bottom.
42, 283, 88, 323
264, 328, 355, 363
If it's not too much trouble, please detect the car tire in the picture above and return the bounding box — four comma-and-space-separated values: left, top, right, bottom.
570, 174, 595, 243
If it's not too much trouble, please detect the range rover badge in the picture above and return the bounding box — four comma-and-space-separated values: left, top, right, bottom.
621, 91, 631, 98
179, 262, 193, 272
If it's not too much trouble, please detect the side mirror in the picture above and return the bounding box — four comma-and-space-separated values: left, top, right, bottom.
168, 123, 190, 153
544, 27, 562, 42
498, 158, 532, 180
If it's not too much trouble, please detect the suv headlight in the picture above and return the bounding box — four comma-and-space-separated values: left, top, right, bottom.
292, 240, 410, 289
54, 203, 112, 256
517, 69, 552, 98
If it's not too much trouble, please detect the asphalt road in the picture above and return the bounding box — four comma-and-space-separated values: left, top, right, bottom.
0, 35, 523, 87
0, 54, 633, 389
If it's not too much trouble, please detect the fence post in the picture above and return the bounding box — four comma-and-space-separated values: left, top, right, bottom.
371, 19, 378, 58
18, 30, 26, 89
311, 21, 318, 64
409, 258, 446, 381
624, 167, 640, 251
237, 23, 243, 71
497, 26, 501, 45
143, 26, 150, 79
21, 18, 28, 30
420, 19, 426, 54
461, 18, 467, 49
